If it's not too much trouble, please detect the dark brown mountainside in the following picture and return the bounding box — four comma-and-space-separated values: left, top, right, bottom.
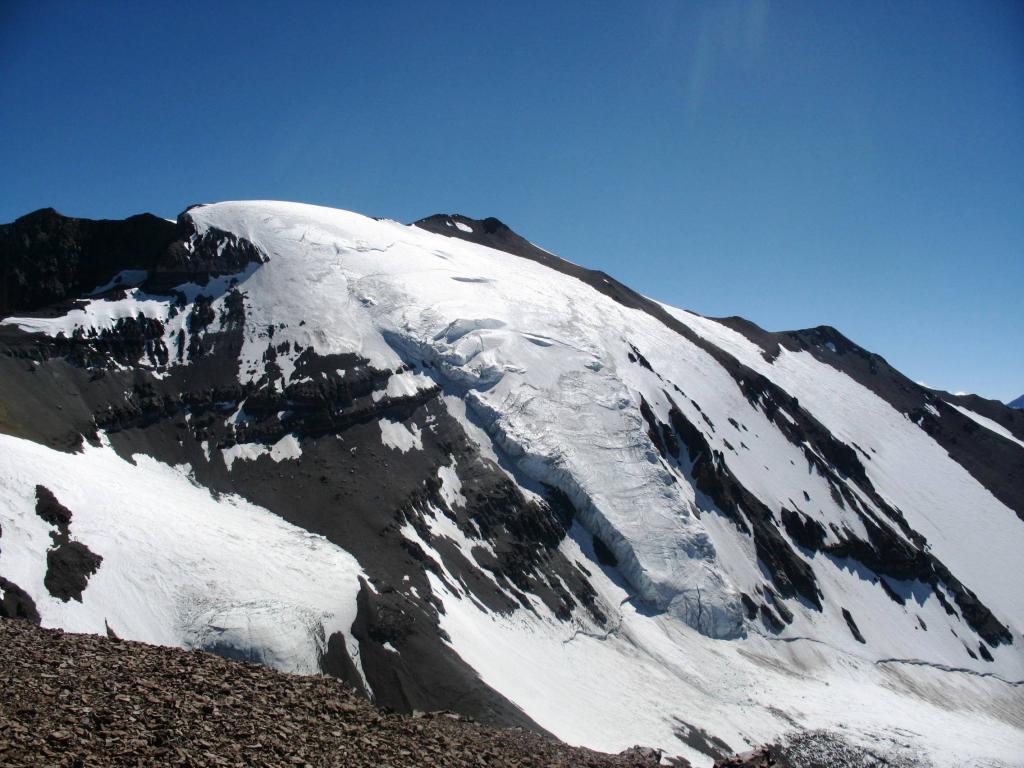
0, 618, 661, 768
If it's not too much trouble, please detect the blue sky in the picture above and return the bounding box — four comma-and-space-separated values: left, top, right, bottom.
1, 1, 1021, 401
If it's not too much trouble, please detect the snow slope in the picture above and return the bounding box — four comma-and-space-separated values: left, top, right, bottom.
666, 307, 1024, 631
0, 432, 366, 678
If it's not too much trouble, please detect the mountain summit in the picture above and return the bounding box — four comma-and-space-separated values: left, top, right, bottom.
1, 201, 1021, 767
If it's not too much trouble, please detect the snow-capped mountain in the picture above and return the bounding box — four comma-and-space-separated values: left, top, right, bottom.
1, 202, 1022, 766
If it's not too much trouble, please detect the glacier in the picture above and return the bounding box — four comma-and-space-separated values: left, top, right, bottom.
1, 200, 1022, 767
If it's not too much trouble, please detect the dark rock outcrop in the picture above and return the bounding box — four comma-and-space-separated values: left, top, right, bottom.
714, 747, 786, 767
33, 485, 103, 603
0, 206, 265, 319
0, 208, 176, 316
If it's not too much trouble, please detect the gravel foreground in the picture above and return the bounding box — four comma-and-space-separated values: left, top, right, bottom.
0, 618, 667, 768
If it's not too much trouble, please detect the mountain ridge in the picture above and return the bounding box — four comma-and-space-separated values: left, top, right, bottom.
1, 201, 1021, 767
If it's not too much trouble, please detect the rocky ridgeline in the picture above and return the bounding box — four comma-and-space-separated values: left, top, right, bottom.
0, 618, 667, 768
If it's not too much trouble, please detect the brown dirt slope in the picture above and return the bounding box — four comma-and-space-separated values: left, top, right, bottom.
0, 618, 658, 768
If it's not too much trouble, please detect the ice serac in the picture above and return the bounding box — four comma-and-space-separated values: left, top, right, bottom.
185, 202, 744, 639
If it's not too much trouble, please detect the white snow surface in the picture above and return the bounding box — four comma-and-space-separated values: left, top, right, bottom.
2, 290, 170, 338
437, 460, 466, 509
222, 433, 304, 470
379, 418, 423, 453
3, 200, 1022, 765
0, 433, 366, 676
372, 369, 434, 403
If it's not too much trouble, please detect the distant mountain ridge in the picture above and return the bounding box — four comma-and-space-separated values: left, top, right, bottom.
1009, 394, 1024, 410
1, 201, 1021, 767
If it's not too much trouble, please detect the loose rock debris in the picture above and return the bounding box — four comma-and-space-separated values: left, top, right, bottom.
0, 618, 661, 767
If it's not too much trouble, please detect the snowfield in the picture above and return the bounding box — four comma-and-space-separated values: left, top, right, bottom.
2, 200, 1022, 766
0, 432, 367, 680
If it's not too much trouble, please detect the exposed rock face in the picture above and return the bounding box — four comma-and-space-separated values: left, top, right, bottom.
0, 579, 39, 624
0, 206, 268, 317
714, 747, 786, 768
0, 208, 176, 315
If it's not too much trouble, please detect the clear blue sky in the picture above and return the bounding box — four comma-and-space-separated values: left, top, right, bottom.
2, 1, 1021, 401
